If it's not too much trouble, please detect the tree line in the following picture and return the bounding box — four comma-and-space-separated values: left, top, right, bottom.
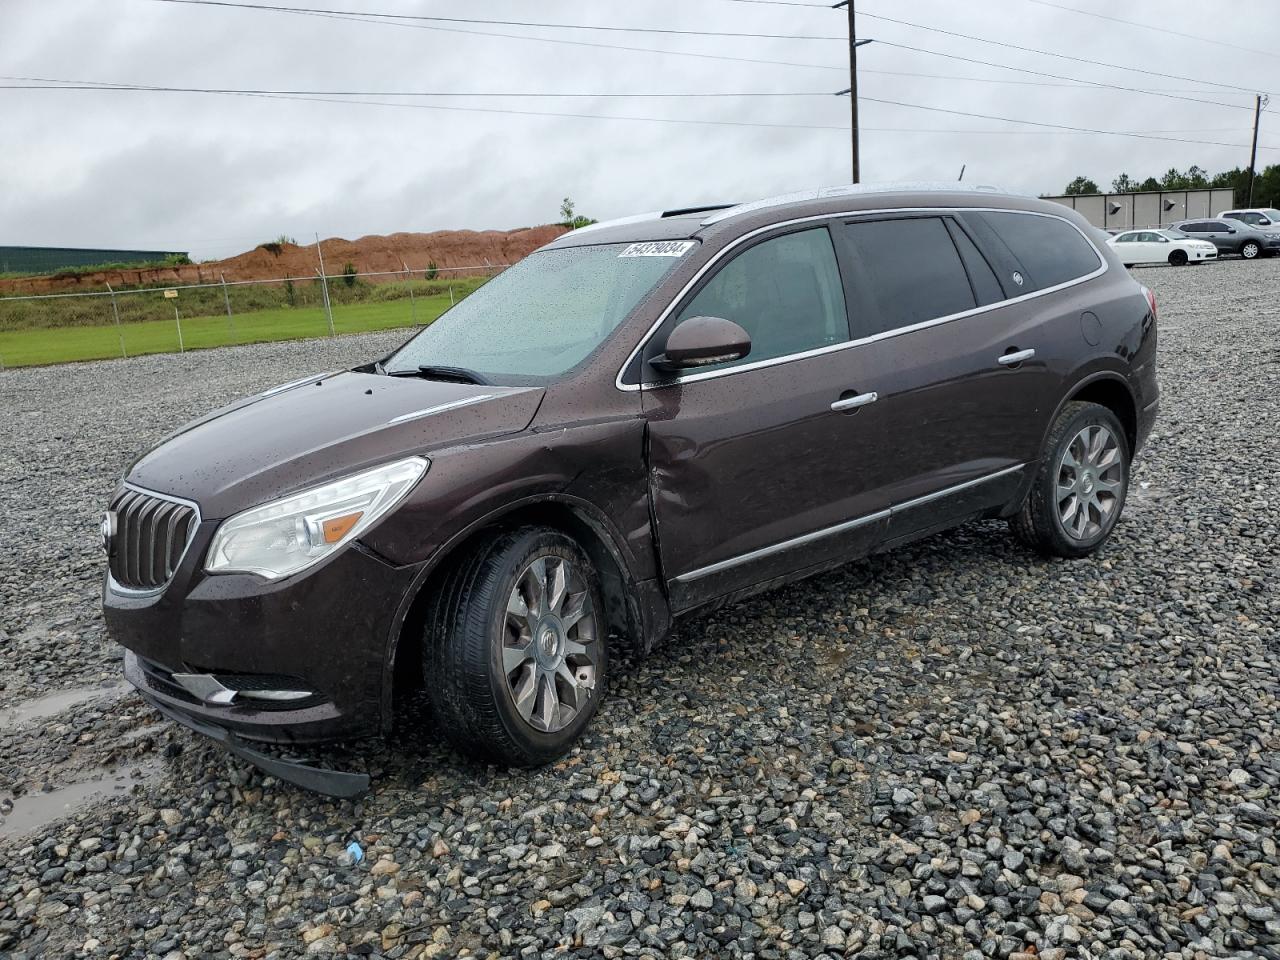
1059, 164, 1280, 206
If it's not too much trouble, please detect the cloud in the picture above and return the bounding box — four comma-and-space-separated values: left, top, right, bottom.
2, 0, 1274, 258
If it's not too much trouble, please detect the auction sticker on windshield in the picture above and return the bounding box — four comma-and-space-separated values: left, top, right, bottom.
618, 241, 697, 258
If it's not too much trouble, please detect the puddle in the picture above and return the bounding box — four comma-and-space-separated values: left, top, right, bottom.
0, 683, 130, 732
0, 760, 162, 840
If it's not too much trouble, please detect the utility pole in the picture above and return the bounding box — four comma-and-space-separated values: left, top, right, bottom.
1247, 94, 1269, 207
833, 2, 873, 184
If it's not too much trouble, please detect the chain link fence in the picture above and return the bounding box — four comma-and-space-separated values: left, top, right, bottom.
0, 262, 508, 370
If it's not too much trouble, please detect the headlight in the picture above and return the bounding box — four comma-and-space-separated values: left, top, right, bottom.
206, 457, 428, 579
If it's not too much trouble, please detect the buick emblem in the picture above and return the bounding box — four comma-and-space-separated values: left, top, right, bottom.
100, 511, 117, 555
1011, 271, 1025, 287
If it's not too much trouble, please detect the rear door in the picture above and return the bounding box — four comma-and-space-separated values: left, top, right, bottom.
1200, 220, 1239, 252
831, 212, 1062, 544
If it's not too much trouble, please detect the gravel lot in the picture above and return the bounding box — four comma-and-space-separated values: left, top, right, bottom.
0, 258, 1276, 959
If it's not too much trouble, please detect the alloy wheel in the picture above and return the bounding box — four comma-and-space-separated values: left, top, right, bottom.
501, 556, 600, 733
1055, 425, 1124, 541
1242, 241, 1260, 259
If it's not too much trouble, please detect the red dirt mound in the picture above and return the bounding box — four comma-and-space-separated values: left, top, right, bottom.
0, 225, 570, 295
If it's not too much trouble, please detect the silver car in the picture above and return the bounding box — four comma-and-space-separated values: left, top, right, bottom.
1172, 217, 1280, 260
1219, 207, 1280, 228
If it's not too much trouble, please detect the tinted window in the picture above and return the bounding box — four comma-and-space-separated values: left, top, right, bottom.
674, 227, 848, 367
976, 212, 1102, 290
1180, 222, 1203, 232
840, 217, 976, 337
946, 220, 1004, 305
1207, 221, 1232, 231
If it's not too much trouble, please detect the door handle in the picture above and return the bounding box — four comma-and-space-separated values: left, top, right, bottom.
831, 391, 878, 412
998, 348, 1035, 366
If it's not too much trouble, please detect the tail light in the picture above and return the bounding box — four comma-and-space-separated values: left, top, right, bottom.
1141, 285, 1157, 323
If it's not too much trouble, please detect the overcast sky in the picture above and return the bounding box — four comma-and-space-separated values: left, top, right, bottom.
2, 0, 1277, 259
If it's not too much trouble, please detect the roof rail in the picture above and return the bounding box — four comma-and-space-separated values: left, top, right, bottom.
699, 181, 1018, 226
661, 204, 736, 218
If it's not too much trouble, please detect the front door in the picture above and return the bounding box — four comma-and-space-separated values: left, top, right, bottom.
641, 225, 892, 610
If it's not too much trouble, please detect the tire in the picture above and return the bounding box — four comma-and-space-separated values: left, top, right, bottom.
1168, 249, 1188, 266
1241, 240, 1261, 260
1011, 401, 1130, 558
424, 526, 608, 766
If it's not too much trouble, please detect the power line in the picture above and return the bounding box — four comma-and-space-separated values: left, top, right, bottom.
0, 82, 838, 98
271, 7, 851, 72
856, 8, 1269, 96
1022, 0, 1280, 61
145, 0, 1273, 102
855, 93, 1274, 150
145, 0, 847, 40
8, 74, 1274, 151
142, 0, 1263, 115
709, 0, 831, 6
871, 39, 1253, 111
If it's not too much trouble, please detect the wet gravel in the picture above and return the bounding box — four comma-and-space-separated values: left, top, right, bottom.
0, 257, 1277, 958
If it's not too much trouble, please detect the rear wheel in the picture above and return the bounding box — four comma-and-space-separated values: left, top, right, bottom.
1241, 240, 1261, 260
424, 527, 607, 765
1011, 401, 1130, 558
1168, 249, 1188, 266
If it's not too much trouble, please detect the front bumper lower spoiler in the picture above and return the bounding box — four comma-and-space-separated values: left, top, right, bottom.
141, 692, 370, 798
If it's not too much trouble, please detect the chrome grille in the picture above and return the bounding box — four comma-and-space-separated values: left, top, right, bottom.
108, 488, 198, 590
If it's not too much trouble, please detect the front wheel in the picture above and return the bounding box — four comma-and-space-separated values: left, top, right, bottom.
1241, 240, 1261, 260
1011, 401, 1130, 558
424, 527, 607, 766
1168, 249, 1188, 266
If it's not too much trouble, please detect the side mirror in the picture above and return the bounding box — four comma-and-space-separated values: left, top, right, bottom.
1226, 226, 1237, 233
1259, 218, 1273, 226
651, 315, 751, 371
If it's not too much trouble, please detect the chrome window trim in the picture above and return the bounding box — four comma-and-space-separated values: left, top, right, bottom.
615, 206, 1108, 393
106, 483, 203, 597
672, 463, 1026, 585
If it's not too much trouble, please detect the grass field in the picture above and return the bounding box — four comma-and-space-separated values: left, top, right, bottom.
0, 288, 472, 368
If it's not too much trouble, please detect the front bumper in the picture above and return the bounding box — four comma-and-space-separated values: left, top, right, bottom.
105, 521, 423, 744
135, 678, 371, 797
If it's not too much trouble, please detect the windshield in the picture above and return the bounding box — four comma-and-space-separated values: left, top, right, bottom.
385, 242, 694, 382
1265, 210, 1280, 223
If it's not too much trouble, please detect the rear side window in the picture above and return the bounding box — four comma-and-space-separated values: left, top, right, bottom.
673, 227, 849, 366
975, 211, 1102, 291
839, 216, 976, 337
946, 220, 1004, 305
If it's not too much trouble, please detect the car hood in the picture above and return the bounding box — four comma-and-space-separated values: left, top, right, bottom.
127, 371, 545, 518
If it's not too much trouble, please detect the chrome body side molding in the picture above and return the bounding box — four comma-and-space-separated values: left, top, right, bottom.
672, 463, 1027, 585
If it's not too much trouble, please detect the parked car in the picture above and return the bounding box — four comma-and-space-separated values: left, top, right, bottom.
1173, 217, 1280, 259
1107, 228, 1217, 267
1218, 207, 1280, 228
102, 184, 1159, 793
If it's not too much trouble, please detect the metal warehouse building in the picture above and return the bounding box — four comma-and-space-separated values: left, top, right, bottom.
0, 246, 188, 274
1043, 188, 1236, 232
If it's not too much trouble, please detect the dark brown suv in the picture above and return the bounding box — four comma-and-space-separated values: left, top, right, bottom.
103, 184, 1158, 791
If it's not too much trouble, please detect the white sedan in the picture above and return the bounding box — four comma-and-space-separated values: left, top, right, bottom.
1107, 229, 1217, 267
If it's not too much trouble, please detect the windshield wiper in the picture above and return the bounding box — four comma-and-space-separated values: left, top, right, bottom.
386, 364, 491, 385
